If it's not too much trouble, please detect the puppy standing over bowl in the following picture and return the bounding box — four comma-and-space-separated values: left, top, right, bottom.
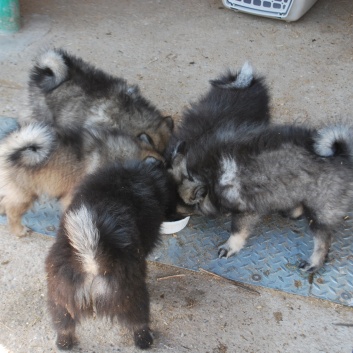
45, 158, 176, 350
0, 122, 162, 237
20, 48, 174, 155
177, 122, 353, 273
168, 62, 271, 214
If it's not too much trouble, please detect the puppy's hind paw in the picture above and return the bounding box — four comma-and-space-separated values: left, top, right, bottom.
15, 226, 32, 238
56, 333, 78, 350
298, 261, 319, 273
134, 327, 153, 350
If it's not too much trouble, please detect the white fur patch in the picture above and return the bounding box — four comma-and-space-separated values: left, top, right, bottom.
290, 205, 304, 219
75, 274, 110, 309
87, 101, 111, 125
86, 150, 102, 174
228, 229, 249, 253
65, 205, 100, 275
219, 156, 242, 206
219, 156, 238, 186
314, 125, 353, 157
38, 49, 68, 86
309, 237, 327, 268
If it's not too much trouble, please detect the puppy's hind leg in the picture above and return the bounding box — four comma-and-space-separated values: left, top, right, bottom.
48, 299, 78, 350
218, 212, 260, 258
4, 192, 35, 237
118, 278, 153, 349
298, 222, 332, 273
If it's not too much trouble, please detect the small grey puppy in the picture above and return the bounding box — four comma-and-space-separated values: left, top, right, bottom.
177, 122, 353, 273
20, 48, 174, 155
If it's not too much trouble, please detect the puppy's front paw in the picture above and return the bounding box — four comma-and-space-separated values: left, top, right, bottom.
218, 234, 246, 259
218, 247, 229, 258
218, 243, 238, 259
298, 261, 319, 273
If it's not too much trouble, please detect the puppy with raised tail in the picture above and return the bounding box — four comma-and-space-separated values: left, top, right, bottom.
168, 62, 271, 210
177, 122, 353, 273
0, 122, 161, 237
20, 48, 174, 155
45, 158, 176, 350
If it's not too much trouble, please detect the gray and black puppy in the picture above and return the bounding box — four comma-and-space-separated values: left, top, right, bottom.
20, 48, 174, 155
178, 122, 353, 273
45, 158, 177, 350
168, 62, 270, 214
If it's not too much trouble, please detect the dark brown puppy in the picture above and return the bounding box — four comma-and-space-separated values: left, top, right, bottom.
45, 158, 176, 350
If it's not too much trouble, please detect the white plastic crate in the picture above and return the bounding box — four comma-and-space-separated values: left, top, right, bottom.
222, 0, 319, 22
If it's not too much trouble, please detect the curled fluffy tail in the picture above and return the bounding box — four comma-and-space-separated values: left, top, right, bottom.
210, 62, 253, 89
30, 48, 69, 92
314, 124, 353, 159
0, 123, 57, 168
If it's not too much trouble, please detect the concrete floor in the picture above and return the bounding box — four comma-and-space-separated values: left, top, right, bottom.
0, 0, 353, 352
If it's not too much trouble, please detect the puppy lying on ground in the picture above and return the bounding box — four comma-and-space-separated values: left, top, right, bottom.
175, 122, 353, 273
20, 48, 174, 155
45, 158, 175, 350
168, 63, 271, 214
0, 122, 161, 237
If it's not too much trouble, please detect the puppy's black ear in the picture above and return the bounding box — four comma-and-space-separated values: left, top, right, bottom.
138, 133, 154, 147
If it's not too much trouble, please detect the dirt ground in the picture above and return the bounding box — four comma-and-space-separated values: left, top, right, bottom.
0, 1, 353, 352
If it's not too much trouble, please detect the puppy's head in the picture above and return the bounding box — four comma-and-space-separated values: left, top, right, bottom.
168, 141, 218, 216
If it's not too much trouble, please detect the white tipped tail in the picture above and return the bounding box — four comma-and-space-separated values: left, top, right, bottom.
65, 205, 100, 275
314, 124, 353, 159
211, 62, 254, 89
33, 49, 68, 91
0, 123, 56, 167
233, 61, 253, 89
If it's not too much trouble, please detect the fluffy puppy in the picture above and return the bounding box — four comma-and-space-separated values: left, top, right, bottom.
177, 122, 353, 273
45, 158, 174, 350
20, 48, 174, 154
167, 63, 270, 213
0, 122, 161, 237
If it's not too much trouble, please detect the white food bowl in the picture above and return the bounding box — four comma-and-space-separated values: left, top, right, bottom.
160, 216, 190, 235
222, 0, 318, 22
